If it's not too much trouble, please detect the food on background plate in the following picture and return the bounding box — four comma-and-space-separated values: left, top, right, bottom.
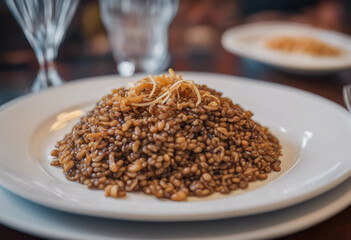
51, 69, 282, 201
266, 35, 343, 57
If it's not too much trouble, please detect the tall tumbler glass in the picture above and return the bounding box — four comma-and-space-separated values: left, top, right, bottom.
6, 0, 79, 92
99, 0, 178, 76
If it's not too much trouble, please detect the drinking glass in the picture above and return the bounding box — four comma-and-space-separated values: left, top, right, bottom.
99, 0, 179, 76
6, 0, 79, 92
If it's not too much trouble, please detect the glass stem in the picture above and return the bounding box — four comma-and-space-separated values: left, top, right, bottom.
42, 56, 52, 86
31, 48, 62, 92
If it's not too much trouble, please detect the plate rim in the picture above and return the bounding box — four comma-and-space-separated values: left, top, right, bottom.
0, 178, 350, 240
0, 72, 351, 221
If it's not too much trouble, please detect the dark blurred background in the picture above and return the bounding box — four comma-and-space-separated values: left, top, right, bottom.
0, 0, 351, 99
1, 0, 351, 73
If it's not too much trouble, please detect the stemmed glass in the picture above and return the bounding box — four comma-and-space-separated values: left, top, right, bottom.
6, 0, 79, 92
343, 84, 351, 112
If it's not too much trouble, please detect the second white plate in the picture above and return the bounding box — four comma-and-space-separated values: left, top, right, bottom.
0, 72, 351, 221
222, 21, 351, 73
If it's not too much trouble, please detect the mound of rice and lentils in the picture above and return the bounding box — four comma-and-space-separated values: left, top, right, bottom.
51, 69, 282, 201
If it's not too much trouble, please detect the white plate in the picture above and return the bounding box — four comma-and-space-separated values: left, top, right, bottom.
0, 73, 351, 221
221, 21, 351, 73
0, 178, 350, 240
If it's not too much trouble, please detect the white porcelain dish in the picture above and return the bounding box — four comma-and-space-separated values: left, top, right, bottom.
0, 73, 350, 221
221, 21, 351, 73
0, 178, 350, 240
